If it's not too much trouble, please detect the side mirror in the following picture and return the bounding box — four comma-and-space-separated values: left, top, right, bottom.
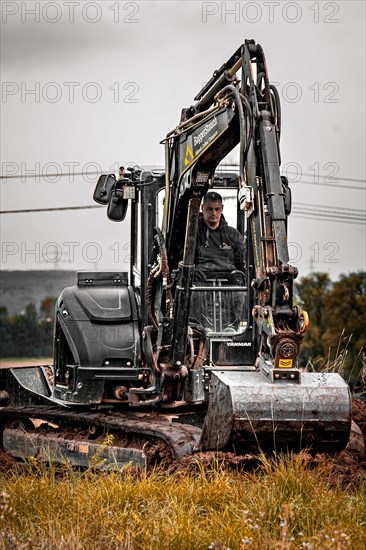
281, 176, 292, 216
107, 187, 128, 221
93, 174, 117, 205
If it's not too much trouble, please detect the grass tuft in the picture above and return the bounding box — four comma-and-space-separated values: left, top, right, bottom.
0, 452, 365, 549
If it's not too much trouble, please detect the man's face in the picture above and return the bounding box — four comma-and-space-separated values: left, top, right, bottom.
202, 199, 223, 230
119, 168, 125, 179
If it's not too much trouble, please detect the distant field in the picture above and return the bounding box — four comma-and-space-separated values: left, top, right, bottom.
0, 357, 53, 368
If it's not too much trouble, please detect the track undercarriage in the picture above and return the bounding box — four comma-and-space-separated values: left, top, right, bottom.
0, 361, 352, 470
1, 406, 202, 470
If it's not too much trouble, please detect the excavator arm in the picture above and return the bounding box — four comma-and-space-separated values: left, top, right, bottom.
159, 40, 306, 377
146, 42, 350, 454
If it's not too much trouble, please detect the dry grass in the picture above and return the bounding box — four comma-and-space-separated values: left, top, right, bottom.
305, 331, 365, 389
1, 357, 365, 549
0, 453, 365, 550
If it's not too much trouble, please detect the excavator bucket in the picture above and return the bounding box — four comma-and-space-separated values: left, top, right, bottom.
200, 369, 352, 453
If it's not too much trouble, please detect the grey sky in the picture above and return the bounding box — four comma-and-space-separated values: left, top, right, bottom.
1, 0, 365, 277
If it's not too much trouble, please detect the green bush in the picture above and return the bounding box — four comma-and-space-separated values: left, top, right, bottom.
0, 302, 54, 358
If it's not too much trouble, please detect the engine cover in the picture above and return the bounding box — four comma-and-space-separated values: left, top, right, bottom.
52, 271, 141, 404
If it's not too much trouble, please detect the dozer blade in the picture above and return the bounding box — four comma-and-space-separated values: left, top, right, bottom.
200, 370, 352, 453
3, 428, 146, 470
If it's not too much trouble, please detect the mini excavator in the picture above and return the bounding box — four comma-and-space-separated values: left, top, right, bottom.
0, 41, 352, 468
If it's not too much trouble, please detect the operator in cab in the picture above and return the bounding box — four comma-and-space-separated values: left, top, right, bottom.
118, 166, 125, 180
195, 191, 245, 284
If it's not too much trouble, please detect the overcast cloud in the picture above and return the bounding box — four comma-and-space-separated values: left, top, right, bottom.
1, 0, 365, 277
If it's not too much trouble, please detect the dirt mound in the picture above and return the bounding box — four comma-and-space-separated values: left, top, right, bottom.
168, 449, 366, 488
167, 451, 259, 475
352, 398, 366, 441
315, 449, 366, 488
168, 399, 366, 486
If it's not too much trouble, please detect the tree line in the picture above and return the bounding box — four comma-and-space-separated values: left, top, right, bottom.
295, 271, 366, 387
0, 297, 56, 358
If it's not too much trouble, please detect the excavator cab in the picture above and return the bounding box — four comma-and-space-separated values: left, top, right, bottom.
190, 185, 247, 332
186, 178, 254, 367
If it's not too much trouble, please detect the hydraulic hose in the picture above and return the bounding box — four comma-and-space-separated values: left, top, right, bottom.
146, 228, 174, 330
215, 84, 253, 185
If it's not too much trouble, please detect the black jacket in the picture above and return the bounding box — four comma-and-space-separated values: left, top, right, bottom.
196, 215, 245, 273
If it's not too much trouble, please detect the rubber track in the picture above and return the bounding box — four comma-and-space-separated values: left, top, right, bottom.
0, 406, 202, 460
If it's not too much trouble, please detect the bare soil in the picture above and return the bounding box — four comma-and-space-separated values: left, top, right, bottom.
353, 398, 366, 440
169, 398, 366, 487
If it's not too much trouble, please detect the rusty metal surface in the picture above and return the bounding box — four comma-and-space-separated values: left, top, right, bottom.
200, 370, 352, 452
0, 406, 201, 461
10, 367, 53, 399
0, 367, 54, 407
3, 428, 146, 470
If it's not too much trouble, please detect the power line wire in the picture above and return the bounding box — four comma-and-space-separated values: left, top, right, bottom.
219, 164, 365, 187
0, 171, 104, 180
285, 171, 365, 184
1, 171, 365, 188
292, 209, 365, 224
291, 214, 365, 226
294, 207, 365, 220
0, 205, 102, 214
294, 180, 364, 191
297, 202, 365, 213
1, 204, 365, 227
293, 205, 365, 217
2, 204, 364, 218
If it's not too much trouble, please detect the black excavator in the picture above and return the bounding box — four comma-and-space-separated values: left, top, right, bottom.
0, 41, 352, 469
